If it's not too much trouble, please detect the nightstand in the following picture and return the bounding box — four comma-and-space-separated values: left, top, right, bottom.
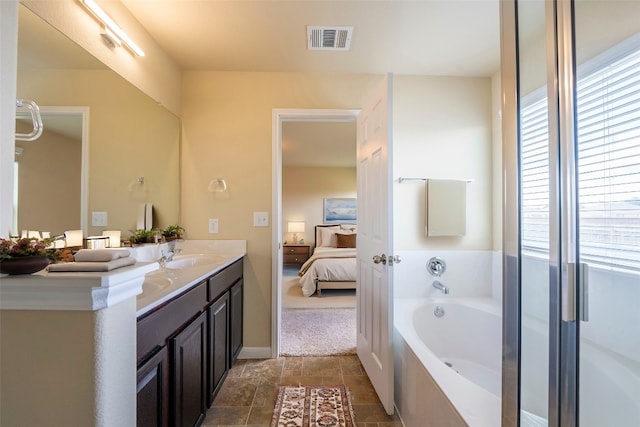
283, 244, 311, 265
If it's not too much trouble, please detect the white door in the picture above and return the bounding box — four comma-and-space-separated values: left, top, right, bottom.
356, 74, 394, 415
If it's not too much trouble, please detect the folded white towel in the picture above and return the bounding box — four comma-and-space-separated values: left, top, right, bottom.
74, 249, 131, 263
48, 257, 136, 272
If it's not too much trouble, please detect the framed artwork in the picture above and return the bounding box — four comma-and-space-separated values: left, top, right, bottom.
323, 198, 357, 223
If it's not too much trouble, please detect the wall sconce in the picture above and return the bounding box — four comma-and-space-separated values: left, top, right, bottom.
288, 221, 305, 243
82, 0, 145, 56
208, 178, 228, 193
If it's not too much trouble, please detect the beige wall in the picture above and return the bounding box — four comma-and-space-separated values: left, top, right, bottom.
17, 69, 180, 237
15, 124, 81, 235
0, 299, 137, 426
392, 75, 493, 251
283, 166, 357, 246
181, 71, 381, 348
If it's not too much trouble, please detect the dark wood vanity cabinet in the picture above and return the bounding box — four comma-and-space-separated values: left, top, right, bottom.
207, 293, 229, 405
136, 258, 244, 427
171, 311, 207, 427
230, 280, 243, 361
137, 345, 170, 427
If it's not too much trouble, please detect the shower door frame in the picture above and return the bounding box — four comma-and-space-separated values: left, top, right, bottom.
501, 0, 580, 426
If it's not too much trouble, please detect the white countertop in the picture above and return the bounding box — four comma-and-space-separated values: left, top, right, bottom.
0, 240, 246, 312
135, 240, 246, 317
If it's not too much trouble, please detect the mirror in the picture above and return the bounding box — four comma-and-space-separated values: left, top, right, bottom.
15, 5, 180, 239
15, 106, 88, 235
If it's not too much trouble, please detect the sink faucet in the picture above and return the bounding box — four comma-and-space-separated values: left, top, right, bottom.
159, 250, 175, 267
432, 280, 449, 294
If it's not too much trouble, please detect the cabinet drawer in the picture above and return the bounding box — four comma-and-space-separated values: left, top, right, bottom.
208, 259, 243, 302
284, 246, 308, 255
137, 281, 207, 363
283, 254, 308, 264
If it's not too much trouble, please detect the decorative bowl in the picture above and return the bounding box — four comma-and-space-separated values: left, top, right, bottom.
0, 256, 50, 275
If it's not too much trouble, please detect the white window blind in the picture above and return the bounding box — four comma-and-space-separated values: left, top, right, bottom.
521, 37, 640, 271
521, 95, 550, 253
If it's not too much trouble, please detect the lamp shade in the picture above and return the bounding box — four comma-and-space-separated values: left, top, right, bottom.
287, 221, 305, 233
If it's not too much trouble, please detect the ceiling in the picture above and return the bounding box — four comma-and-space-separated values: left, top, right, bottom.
121, 0, 501, 76
18, 1, 502, 167
118, 1, 500, 167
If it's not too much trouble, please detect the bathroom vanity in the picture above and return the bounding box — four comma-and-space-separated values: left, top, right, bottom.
136, 257, 243, 426
0, 240, 246, 427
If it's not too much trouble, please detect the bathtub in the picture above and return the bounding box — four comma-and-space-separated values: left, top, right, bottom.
394, 297, 640, 427
394, 298, 502, 427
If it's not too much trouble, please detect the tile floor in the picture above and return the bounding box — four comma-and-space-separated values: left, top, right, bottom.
202, 356, 403, 427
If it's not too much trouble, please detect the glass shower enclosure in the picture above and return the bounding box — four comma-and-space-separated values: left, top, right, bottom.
501, 0, 639, 425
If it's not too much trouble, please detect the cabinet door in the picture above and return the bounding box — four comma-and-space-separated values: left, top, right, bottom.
137, 346, 169, 427
230, 280, 244, 362
170, 311, 207, 427
207, 293, 229, 405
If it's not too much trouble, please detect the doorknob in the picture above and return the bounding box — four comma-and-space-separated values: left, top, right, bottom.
373, 254, 387, 265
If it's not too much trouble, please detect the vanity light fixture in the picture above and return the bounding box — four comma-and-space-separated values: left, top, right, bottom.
208, 178, 228, 193
82, 0, 145, 56
100, 26, 122, 48
288, 221, 305, 243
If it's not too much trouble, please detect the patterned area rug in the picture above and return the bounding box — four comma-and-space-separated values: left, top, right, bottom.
270, 385, 356, 427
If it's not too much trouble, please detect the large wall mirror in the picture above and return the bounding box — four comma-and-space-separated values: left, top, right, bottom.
16, 4, 180, 240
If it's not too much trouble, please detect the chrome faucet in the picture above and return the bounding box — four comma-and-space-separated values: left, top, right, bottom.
159, 250, 175, 267
432, 280, 449, 294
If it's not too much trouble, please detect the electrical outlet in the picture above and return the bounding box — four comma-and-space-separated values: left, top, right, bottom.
253, 212, 269, 227
92, 211, 108, 227
208, 218, 219, 234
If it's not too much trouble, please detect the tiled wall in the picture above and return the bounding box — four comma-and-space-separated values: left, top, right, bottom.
393, 250, 498, 299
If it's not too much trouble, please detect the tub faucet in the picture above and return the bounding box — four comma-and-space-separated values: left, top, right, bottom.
432, 280, 449, 294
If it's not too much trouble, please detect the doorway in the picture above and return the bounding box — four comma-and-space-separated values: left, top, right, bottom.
271, 109, 359, 358
14, 106, 89, 236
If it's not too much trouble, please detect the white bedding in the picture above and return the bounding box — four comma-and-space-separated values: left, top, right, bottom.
298, 247, 356, 296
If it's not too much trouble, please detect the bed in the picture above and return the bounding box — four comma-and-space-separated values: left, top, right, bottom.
297, 224, 357, 296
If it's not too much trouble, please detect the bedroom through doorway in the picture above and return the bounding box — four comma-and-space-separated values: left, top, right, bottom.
274, 109, 359, 357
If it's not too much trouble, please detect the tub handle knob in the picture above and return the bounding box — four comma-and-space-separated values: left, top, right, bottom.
373, 254, 387, 265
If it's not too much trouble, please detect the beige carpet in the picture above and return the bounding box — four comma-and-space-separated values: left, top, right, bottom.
280, 308, 357, 356
270, 385, 356, 427
282, 266, 356, 309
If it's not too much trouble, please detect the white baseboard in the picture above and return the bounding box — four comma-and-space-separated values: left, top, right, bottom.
238, 346, 272, 359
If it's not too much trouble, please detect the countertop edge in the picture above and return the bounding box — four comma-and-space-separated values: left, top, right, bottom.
0, 240, 247, 312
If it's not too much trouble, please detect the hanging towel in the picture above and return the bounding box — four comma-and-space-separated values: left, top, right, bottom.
145, 203, 153, 230
136, 204, 146, 230
426, 179, 467, 236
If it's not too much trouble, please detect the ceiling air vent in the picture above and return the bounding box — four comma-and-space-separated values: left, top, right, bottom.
307, 26, 353, 51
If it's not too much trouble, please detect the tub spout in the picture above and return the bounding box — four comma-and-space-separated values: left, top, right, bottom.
432, 280, 449, 294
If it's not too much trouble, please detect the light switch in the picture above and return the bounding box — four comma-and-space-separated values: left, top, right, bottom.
92, 211, 108, 227
208, 218, 219, 234
253, 212, 269, 227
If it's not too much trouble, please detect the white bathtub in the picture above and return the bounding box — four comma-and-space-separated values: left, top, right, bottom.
394, 297, 640, 427
394, 298, 502, 427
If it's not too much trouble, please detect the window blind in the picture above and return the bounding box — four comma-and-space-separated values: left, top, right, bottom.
576, 46, 640, 271
520, 38, 640, 271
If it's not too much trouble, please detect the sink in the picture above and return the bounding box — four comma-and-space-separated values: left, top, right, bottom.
164, 254, 224, 269
141, 275, 172, 292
